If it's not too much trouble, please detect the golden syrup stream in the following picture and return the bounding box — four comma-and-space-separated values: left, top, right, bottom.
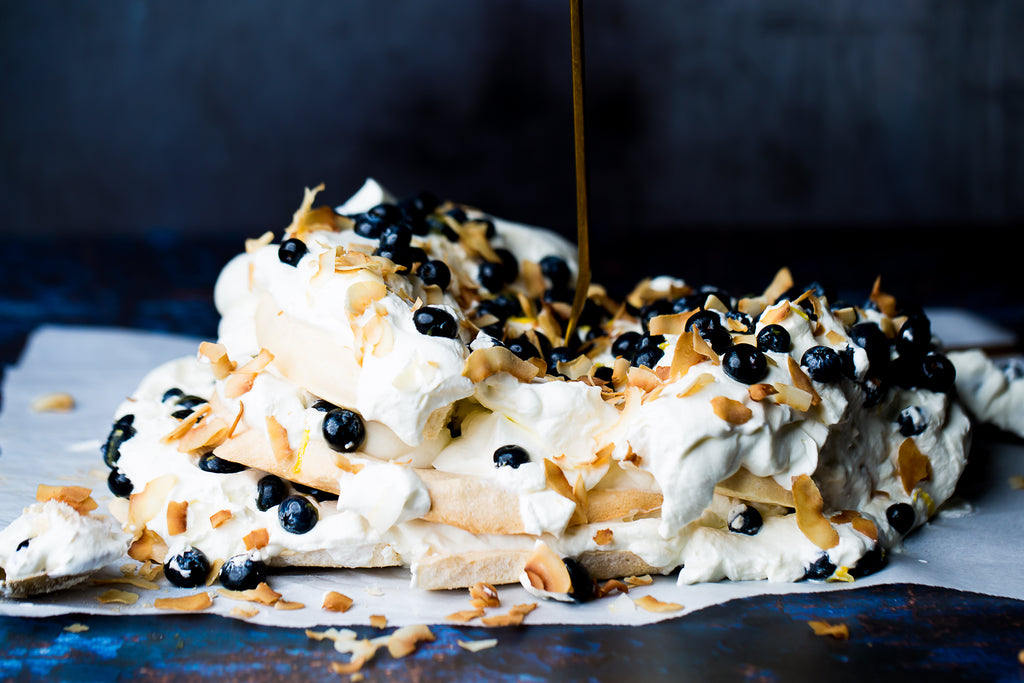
565, 0, 591, 345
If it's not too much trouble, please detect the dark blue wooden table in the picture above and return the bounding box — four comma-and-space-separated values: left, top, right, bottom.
2, 231, 1023, 681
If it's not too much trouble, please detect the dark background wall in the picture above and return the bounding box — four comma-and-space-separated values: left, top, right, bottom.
2, 1, 1022, 255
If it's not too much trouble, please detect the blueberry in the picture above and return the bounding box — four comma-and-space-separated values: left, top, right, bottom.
919, 351, 956, 393
278, 495, 319, 534
219, 554, 267, 591
353, 214, 385, 239
493, 445, 530, 469
379, 222, 413, 251
727, 505, 763, 535
722, 344, 768, 384
256, 475, 288, 511
162, 388, 184, 403
413, 306, 459, 338
417, 259, 451, 290
476, 295, 522, 322
897, 407, 928, 437
310, 399, 337, 412
756, 324, 791, 353
849, 322, 890, 371
801, 346, 842, 383
886, 503, 915, 535
278, 238, 307, 267
107, 469, 133, 498
476, 260, 506, 293
102, 415, 136, 469
803, 554, 836, 581
896, 314, 932, 358
860, 376, 888, 408
698, 285, 732, 308
445, 206, 468, 224
16, 539, 30, 552
374, 245, 414, 269
164, 548, 210, 588
495, 248, 519, 283
563, 558, 596, 602
686, 310, 731, 353
507, 335, 540, 361
548, 346, 579, 367
292, 482, 339, 502
612, 331, 642, 361
175, 395, 208, 411
322, 408, 366, 453
593, 366, 614, 383
197, 452, 247, 474
848, 546, 887, 579
368, 202, 404, 224
631, 334, 665, 369
838, 346, 859, 380
540, 255, 571, 289
171, 408, 196, 420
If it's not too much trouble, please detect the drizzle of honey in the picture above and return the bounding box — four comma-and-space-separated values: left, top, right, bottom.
565, 0, 591, 345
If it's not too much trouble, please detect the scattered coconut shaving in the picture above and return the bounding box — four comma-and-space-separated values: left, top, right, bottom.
154, 592, 214, 612
808, 620, 850, 639
633, 595, 684, 613
97, 589, 139, 605
31, 392, 75, 413
322, 590, 354, 613
457, 638, 499, 653
64, 623, 90, 633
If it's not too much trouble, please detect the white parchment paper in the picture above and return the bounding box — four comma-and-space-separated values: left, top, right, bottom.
1, 325, 1022, 627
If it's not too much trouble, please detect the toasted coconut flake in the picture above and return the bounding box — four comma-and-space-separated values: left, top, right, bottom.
595, 579, 629, 599
825, 330, 845, 346
206, 559, 224, 587
457, 638, 499, 653
209, 509, 232, 529
387, 624, 435, 658
772, 382, 815, 412
677, 372, 715, 398
245, 230, 274, 254
219, 582, 282, 606
369, 614, 387, 629
127, 529, 168, 563
481, 604, 537, 627
275, 600, 305, 611
763, 267, 795, 303
544, 460, 585, 524
522, 541, 572, 595
64, 623, 90, 633
176, 414, 231, 453
31, 391, 75, 413
648, 312, 688, 336
127, 474, 177, 530
897, 438, 932, 494
634, 595, 684, 613
93, 575, 160, 591
792, 474, 839, 549
594, 528, 614, 546
446, 608, 486, 623
627, 365, 662, 392
851, 517, 878, 541
737, 297, 766, 319
869, 277, 898, 317
161, 404, 211, 442
155, 592, 214, 612
323, 591, 354, 613
36, 485, 97, 514
166, 500, 188, 536
711, 396, 753, 425
243, 528, 270, 551
624, 575, 654, 587
748, 383, 778, 401
463, 345, 540, 383
691, 330, 720, 365
230, 605, 260, 619
787, 357, 821, 406
760, 301, 791, 326
197, 342, 237, 380
265, 416, 293, 464
469, 582, 501, 608
346, 279, 389, 318
98, 589, 139, 605
808, 620, 850, 639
